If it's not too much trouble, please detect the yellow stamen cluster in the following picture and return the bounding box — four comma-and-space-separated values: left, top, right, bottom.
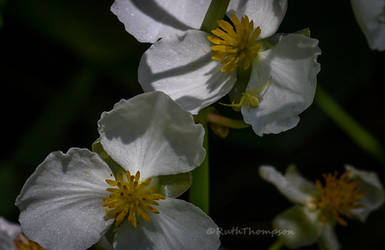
208, 13, 262, 72
313, 171, 364, 226
220, 77, 270, 109
14, 235, 44, 250
103, 171, 165, 228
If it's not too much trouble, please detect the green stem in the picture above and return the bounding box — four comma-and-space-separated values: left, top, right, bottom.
188, 0, 231, 213
200, 0, 230, 33
207, 112, 249, 129
315, 86, 385, 165
267, 239, 284, 250
189, 123, 210, 214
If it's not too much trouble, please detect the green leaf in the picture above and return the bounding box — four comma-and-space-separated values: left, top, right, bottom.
154, 172, 192, 198
295, 27, 311, 37
92, 139, 125, 178
273, 206, 323, 249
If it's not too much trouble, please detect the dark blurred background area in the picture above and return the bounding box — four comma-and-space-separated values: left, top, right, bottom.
1, 0, 385, 249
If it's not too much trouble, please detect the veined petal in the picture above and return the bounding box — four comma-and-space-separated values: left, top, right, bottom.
113, 198, 220, 250
351, 0, 385, 51
15, 148, 113, 250
227, 0, 288, 39
139, 30, 237, 115
317, 224, 340, 250
345, 165, 385, 221
273, 206, 323, 249
98, 92, 205, 180
259, 166, 313, 205
111, 0, 211, 43
242, 34, 321, 136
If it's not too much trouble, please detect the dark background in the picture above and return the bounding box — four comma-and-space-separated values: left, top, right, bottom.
1, 0, 384, 249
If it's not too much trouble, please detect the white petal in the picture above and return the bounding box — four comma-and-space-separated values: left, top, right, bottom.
15, 148, 113, 250
345, 165, 385, 221
227, 0, 288, 39
113, 198, 220, 250
139, 30, 237, 114
317, 224, 340, 250
111, 0, 211, 43
0, 231, 16, 250
98, 91, 206, 180
259, 166, 312, 205
351, 0, 385, 51
0, 217, 21, 239
285, 165, 318, 197
242, 34, 321, 136
273, 206, 323, 249
0, 218, 20, 250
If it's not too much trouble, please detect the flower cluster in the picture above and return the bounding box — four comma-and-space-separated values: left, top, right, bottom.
11, 1, 384, 250
15, 92, 219, 250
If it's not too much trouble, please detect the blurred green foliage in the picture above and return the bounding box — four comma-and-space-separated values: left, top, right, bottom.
0, 0, 5, 27
1, 0, 385, 249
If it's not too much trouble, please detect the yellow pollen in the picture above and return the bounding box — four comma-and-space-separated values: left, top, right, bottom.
102, 170, 165, 228
14, 235, 44, 250
208, 13, 262, 72
220, 76, 270, 109
312, 171, 365, 226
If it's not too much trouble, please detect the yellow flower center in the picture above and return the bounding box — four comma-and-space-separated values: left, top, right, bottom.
103, 171, 165, 228
312, 171, 364, 226
208, 13, 262, 72
14, 235, 44, 250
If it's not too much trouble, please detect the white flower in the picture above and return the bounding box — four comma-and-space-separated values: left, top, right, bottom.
0, 217, 44, 250
136, 0, 321, 136
259, 165, 385, 250
15, 91, 220, 250
0, 217, 21, 250
111, 0, 287, 44
351, 0, 385, 51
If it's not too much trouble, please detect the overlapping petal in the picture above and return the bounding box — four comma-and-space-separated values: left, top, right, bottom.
15, 148, 113, 250
0, 217, 21, 239
259, 166, 312, 205
242, 34, 321, 136
345, 165, 385, 221
0, 217, 20, 250
227, 0, 288, 39
273, 206, 323, 249
285, 165, 318, 197
113, 198, 220, 250
139, 30, 237, 114
317, 224, 340, 250
98, 91, 206, 180
111, 0, 288, 43
351, 0, 385, 50
111, 0, 211, 43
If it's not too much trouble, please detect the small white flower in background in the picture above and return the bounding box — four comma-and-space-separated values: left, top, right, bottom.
127, 0, 321, 136
0, 217, 44, 250
15, 91, 220, 250
259, 165, 385, 250
351, 0, 385, 51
